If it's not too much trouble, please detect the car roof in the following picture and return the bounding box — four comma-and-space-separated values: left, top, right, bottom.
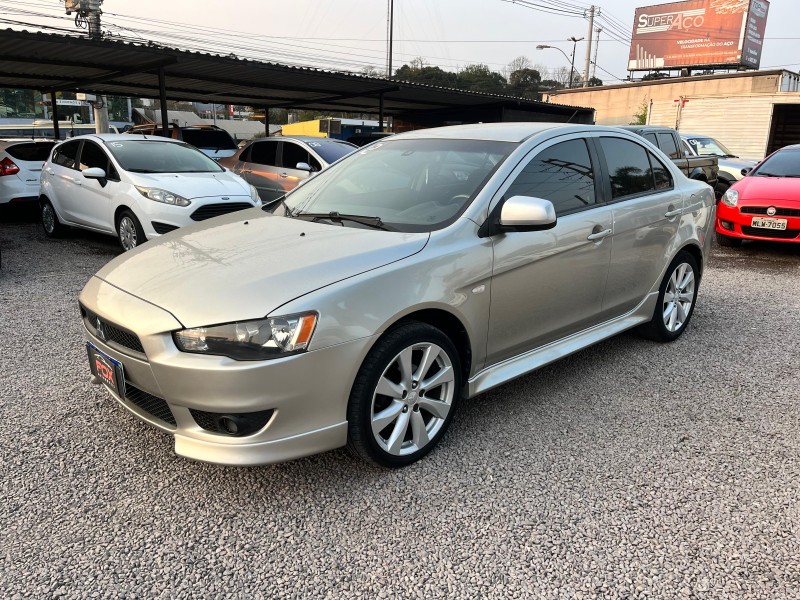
0, 137, 56, 145
271, 136, 354, 144
59, 133, 183, 143
618, 125, 674, 133
389, 123, 644, 144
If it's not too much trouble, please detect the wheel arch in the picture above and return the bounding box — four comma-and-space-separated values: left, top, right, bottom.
678, 242, 704, 277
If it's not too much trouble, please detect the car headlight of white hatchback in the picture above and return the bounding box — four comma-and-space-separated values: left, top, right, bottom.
173, 312, 318, 360
721, 189, 739, 207
135, 186, 191, 207
248, 184, 261, 204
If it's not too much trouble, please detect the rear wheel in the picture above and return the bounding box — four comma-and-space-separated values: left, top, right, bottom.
117, 209, 146, 251
41, 199, 64, 238
347, 322, 462, 468
715, 230, 742, 248
638, 251, 699, 342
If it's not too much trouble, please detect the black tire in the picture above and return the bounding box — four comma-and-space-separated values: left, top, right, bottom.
40, 199, 64, 238
714, 180, 731, 201
715, 230, 742, 248
347, 321, 462, 468
638, 250, 699, 343
116, 209, 146, 251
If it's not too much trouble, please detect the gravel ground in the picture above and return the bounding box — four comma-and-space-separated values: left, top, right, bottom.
2, 205, 799, 599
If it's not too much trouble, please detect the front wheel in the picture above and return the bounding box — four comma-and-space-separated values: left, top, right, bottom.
41, 199, 64, 238
638, 251, 699, 342
715, 230, 742, 248
117, 209, 146, 251
347, 322, 462, 468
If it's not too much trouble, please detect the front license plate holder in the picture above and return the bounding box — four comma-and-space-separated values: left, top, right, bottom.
751, 217, 787, 230
87, 342, 125, 398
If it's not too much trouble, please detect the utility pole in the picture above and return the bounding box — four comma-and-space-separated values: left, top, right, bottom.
592, 26, 602, 80
386, 0, 394, 78
583, 5, 596, 87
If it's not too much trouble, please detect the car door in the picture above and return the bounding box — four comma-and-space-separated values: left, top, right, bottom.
72, 140, 119, 231
485, 135, 614, 366
238, 140, 282, 201
46, 139, 83, 222
278, 141, 315, 195
596, 136, 683, 318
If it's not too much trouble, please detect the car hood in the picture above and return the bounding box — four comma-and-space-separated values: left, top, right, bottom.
94, 210, 430, 328
127, 170, 249, 199
733, 175, 800, 202
719, 157, 758, 174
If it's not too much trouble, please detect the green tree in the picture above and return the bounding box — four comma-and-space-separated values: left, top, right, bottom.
457, 64, 507, 94
630, 99, 649, 125
588, 76, 603, 87
508, 68, 542, 99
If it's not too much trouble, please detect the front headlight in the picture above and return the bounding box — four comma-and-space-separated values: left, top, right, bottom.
135, 186, 191, 207
721, 189, 739, 207
173, 312, 318, 360
248, 184, 261, 205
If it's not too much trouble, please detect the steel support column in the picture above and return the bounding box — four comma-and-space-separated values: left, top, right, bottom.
379, 93, 384, 132
158, 66, 169, 137
51, 91, 59, 140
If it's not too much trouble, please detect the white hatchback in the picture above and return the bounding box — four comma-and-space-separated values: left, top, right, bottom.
0, 139, 56, 205
39, 134, 260, 250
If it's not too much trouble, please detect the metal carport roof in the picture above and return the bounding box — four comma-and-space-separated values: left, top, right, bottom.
0, 28, 592, 120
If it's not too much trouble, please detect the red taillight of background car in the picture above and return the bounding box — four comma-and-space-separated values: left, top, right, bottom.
0, 156, 20, 176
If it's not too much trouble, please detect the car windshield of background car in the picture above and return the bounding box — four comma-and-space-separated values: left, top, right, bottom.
282, 138, 513, 232
103, 140, 224, 174
686, 137, 735, 157
180, 129, 237, 150
309, 140, 357, 164
752, 149, 800, 177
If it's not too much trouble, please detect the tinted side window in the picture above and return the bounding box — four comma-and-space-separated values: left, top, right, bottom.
6, 142, 55, 161
643, 133, 658, 146
657, 133, 680, 159
52, 141, 80, 169
505, 139, 596, 215
649, 152, 673, 190
599, 137, 655, 199
281, 142, 311, 170
249, 141, 278, 166
79, 141, 109, 171
238, 144, 252, 162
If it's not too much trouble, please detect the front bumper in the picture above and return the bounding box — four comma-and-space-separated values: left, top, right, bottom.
716, 201, 800, 242
132, 196, 259, 239
79, 276, 372, 466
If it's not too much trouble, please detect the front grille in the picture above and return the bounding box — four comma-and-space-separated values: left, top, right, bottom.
80, 305, 145, 354
190, 202, 252, 221
125, 383, 176, 426
151, 221, 179, 234
740, 226, 800, 239
741, 206, 800, 218
189, 408, 274, 437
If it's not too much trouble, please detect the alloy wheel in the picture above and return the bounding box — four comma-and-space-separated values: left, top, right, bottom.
119, 216, 138, 251
662, 262, 695, 332
370, 342, 455, 456
42, 204, 55, 234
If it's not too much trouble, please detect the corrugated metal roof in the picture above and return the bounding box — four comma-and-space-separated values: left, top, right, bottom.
0, 29, 592, 117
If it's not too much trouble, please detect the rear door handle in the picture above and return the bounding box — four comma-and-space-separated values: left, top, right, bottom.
46, 167, 54, 175
664, 208, 682, 218
587, 228, 612, 241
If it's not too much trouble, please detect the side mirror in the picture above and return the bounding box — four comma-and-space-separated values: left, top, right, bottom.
295, 162, 313, 172
741, 167, 752, 176
82, 167, 106, 180
498, 196, 557, 232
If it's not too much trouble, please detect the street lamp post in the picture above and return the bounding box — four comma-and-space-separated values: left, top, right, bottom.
537, 37, 584, 88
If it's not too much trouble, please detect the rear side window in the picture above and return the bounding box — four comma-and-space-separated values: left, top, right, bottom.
656, 133, 680, 159
51, 140, 80, 169
649, 152, 673, 190
249, 141, 278, 166
5, 142, 55, 161
505, 139, 596, 215
281, 142, 312, 170
600, 137, 655, 199
643, 133, 657, 146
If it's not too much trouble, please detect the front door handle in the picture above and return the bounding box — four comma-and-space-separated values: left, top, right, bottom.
664, 208, 682, 218
279, 172, 288, 178
587, 228, 612, 241
46, 167, 54, 175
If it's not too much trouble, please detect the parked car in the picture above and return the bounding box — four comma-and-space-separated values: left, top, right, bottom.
681, 134, 758, 198
125, 124, 238, 160
78, 123, 714, 468
0, 138, 56, 204
622, 126, 718, 194
218, 136, 356, 202
40, 134, 260, 251
716, 144, 800, 247
346, 132, 393, 147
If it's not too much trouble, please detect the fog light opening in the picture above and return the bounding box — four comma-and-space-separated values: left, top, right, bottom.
218, 416, 240, 435
720, 220, 734, 231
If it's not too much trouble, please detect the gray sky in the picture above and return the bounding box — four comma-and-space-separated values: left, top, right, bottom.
2, 0, 798, 83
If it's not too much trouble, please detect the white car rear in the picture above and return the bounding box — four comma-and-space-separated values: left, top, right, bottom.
0, 139, 56, 204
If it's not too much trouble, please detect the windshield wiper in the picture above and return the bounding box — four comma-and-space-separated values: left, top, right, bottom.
294, 211, 391, 230
756, 172, 781, 177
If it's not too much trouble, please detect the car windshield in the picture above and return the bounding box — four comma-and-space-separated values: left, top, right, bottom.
308, 140, 357, 164
103, 140, 224, 173
180, 129, 237, 150
752, 148, 800, 177
282, 138, 513, 232
684, 136, 735, 157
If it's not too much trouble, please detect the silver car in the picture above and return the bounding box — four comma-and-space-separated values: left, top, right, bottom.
79, 123, 715, 468
218, 136, 356, 202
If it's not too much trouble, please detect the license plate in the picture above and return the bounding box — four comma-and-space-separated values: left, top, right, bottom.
751, 217, 787, 230
87, 342, 125, 397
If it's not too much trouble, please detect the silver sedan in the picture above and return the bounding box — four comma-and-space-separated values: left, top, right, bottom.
79, 123, 715, 468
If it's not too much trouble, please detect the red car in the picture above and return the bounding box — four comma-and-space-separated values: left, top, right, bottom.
716, 145, 800, 246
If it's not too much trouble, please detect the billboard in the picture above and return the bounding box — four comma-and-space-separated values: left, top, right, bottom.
628, 0, 769, 72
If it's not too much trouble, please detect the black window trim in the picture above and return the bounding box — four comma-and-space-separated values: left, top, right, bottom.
594, 135, 675, 204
